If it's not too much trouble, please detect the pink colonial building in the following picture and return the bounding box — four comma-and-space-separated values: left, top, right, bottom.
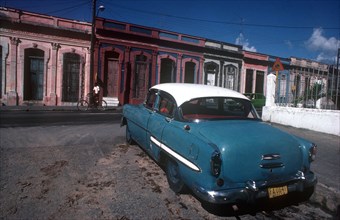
0, 7, 91, 106
1, 7, 272, 107
94, 17, 205, 105
240, 51, 269, 95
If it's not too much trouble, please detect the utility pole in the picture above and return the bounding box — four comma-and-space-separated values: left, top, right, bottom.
336, 48, 340, 109
90, 0, 96, 92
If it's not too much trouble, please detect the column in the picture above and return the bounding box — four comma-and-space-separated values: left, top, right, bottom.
198, 57, 204, 84
219, 60, 224, 87
7, 37, 20, 106
177, 53, 182, 82
151, 50, 157, 86
265, 73, 276, 107
252, 69, 256, 93
94, 43, 100, 83
122, 46, 130, 104
49, 43, 60, 106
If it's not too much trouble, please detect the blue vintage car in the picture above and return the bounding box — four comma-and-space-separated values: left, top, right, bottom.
121, 83, 317, 206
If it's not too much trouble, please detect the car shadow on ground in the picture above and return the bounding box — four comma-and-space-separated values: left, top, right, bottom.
198, 192, 315, 218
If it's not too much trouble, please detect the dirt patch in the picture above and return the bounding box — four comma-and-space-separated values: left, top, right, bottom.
40, 160, 69, 177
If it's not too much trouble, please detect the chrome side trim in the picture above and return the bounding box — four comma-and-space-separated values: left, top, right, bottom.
150, 136, 200, 172
262, 153, 281, 160
260, 162, 284, 169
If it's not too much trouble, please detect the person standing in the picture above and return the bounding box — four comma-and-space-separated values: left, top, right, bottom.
93, 82, 100, 106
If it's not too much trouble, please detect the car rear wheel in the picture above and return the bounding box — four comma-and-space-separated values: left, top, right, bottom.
298, 186, 315, 202
166, 158, 185, 193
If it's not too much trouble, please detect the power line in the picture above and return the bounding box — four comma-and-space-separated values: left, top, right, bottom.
45, 0, 91, 16
107, 2, 340, 30
101, 4, 324, 49
1, 0, 92, 20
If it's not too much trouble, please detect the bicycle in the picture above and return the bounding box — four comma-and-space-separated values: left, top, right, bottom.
77, 92, 107, 111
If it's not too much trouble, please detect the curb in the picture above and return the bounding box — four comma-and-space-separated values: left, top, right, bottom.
0, 106, 123, 112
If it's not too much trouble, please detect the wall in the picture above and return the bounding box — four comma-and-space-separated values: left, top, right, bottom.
262, 106, 340, 136
262, 73, 340, 136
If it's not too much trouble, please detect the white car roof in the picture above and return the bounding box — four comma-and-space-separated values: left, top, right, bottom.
151, 83, 249, 106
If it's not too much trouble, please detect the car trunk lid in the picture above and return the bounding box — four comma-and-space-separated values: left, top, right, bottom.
198, 120, 303, 184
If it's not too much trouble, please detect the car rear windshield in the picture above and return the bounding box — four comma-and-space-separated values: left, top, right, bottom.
180, 97, 259, 121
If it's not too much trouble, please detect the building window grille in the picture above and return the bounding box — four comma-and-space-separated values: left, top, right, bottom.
224, 65, 237, 90
204, 62, 219, 86
62, 53, 80, 102
160, 58, 176, 83
184, 62, 195, 83
133, 55, 148, 98
24, 48, 44, 101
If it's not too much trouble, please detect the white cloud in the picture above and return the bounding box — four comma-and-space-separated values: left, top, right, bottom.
316, 53, 338, 64
235, 33, 257, 52
284, 40, 293, 49
305, 28, 340, 63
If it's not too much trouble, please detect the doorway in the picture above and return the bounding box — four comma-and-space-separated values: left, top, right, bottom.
62, 53, 80, 102
24, 48, 44, 101
184, 62, 195, 83
160, 58, 175, 83
104, 51, 120, 98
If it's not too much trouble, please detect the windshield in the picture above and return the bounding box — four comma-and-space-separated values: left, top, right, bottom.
180, 97, 260, 121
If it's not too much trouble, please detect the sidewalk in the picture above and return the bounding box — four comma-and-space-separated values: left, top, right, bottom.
0, 105, 123, 112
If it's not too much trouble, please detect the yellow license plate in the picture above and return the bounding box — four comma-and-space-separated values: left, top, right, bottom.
268, 185, 288, 198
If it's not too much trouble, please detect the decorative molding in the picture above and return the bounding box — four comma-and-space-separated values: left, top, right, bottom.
51, 43, 60, 50
9, 37, 20, 46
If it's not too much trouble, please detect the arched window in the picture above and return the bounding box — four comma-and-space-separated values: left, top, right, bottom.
62, 53, 80, 102
224, 65, 237, 90
133, 54, 148, 98
204, 62, 219, 86
245, 69, 253, 93
104, 51, 120, 97
160, 58, 176, 83
184, 62, 195, 83
24, 48, 44, 100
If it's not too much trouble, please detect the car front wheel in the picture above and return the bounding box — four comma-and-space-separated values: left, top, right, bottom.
166, 158, 185, 193
125, 124, 135, 145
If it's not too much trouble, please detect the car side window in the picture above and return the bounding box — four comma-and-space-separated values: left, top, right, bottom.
158, 94, 175, 117
145, 90, 157, 110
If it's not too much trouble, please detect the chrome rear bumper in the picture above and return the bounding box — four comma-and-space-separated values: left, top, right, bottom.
192, 172, 317, 204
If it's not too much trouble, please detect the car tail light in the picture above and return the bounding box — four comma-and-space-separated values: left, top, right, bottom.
309, 143, 317, 162
210, 150, 222, 177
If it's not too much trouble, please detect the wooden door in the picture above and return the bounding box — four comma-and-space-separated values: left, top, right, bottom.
107, 59, 119, 97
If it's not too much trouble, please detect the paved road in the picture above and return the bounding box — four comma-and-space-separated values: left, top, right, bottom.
0, 110, 339, 219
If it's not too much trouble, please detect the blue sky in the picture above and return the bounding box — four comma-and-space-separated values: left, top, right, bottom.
1, 0, 339, 64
